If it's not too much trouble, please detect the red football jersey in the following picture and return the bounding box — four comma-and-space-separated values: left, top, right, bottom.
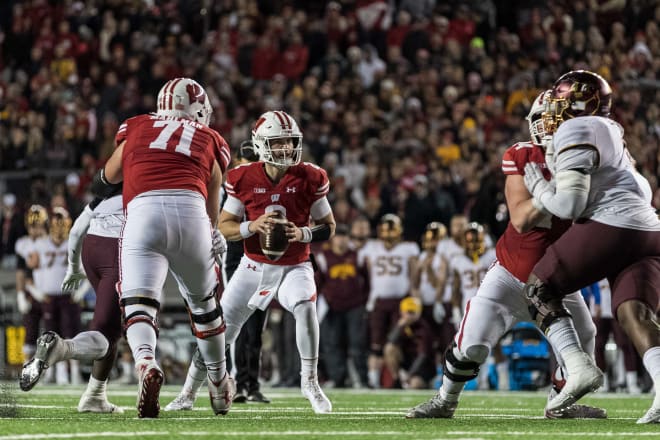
495, 142, 571, 282
225, 161, 330, 265
115, 114, 231, 207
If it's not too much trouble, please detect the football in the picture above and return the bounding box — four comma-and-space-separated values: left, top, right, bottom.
259, 211, 290, 261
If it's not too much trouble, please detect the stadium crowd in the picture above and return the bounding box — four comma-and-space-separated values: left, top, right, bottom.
0, 0, 659, 394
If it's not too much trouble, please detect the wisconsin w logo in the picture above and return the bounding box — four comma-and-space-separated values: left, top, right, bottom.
186, 83, 206, 104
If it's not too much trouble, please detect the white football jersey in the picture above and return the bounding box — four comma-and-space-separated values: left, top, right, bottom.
553, 117, 660, 230
418, 250, 443, 305
31, 237, 68, 295
15, 235, 39, 260
88, 194, 124, 238
436, 238, 464, 302
358, 240, 420, 299
450, 248, 496, 311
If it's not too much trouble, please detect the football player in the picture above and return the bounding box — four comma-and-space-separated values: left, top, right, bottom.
358, 213, 420, 388
91, 78, 234, 418
522, 71, 660, 423
20, 189, 125, 414
24, 207, 78, 385
14, 205, 48, 360
194, 110, 336, 414
407, 89, 606, 419
411, 222, 447, 357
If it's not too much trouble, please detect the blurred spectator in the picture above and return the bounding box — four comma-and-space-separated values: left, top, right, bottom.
1, 193, 25, 265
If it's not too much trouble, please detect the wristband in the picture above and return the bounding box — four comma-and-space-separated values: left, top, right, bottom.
300, 226, 312, 243
240, 221, 254, 239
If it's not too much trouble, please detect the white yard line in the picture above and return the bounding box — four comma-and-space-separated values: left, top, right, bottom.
0, 433, 162, 440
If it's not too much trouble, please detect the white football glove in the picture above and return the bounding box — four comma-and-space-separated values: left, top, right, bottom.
16, 290, 31, 314
62, 266, 87, 292
25, 284, 45, 302
432, 302, 446, 324
72, 279, 91, 304
523, 163, 555, 214
212, 228, 227, 263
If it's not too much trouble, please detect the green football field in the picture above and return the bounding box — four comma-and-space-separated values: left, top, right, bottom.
0, 384, 658, 440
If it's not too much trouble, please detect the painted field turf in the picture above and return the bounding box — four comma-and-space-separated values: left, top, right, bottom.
0, 384, 658, 440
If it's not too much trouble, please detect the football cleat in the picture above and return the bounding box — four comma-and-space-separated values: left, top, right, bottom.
163, 392, 196, 411
20, 331, 66, 391
78, 393, 124, 414
406, 393, 458, 419
637, 406, 660, 424
233, 388, 249, 404
209, 373, 236, 415
545, 404, 607, 419
545, 352, 603, 412
247, 390, 271, 403
135, 359, 164, 418
301, 376, 332, 414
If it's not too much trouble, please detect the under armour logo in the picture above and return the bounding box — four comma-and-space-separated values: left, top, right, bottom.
286, 187, 296, 193
246, 264, 257, 271
259, 290, 270, 296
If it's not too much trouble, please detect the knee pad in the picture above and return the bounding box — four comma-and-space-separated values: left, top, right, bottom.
185, 295, 226, 339
464, 344, 490, 365
121, 297, 160, 337
523, 277, 571, 332
443, 342, 481, 382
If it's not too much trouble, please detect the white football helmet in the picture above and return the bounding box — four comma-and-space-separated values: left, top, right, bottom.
251, 110, 303, 168
526, 90, 551, 145
156, 78, 212, 126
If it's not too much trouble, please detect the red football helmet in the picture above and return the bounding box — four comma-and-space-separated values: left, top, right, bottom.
156, 78, 212, 126
543, 70, 612, 135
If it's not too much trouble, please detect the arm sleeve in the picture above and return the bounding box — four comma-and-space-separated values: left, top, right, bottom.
536, 169, 590, 219
67, 205, 94, 270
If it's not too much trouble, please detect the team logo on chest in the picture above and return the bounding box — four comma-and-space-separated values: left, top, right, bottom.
271, 194, 280, 202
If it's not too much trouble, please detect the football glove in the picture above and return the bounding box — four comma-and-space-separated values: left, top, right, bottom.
62, 266, 87, 292
17, 290, 31, 314
523, 162, 555, 214
432, 302, 446, 324
212, 228, 227, 265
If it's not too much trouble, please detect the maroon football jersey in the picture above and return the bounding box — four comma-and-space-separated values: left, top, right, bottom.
225, 161, 330, 265
496, 142, 571, 282
115, 114, 231, 207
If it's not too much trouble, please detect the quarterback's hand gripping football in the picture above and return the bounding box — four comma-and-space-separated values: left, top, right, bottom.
61, 267, 87, 292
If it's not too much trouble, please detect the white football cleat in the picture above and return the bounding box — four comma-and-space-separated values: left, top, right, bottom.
637, 406, 660, 424
20, 331, 67, 391
78, 393, 124, 414
301, 376, 332, 414
208, 373, 236, 415
545, 352, 603, 412
164, 392, 196, 411
406, 393, 458, 419
135, 359, 164, 418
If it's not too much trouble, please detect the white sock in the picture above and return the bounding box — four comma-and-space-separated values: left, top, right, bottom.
197, 334, 227, 384
545, 317, 583, 355
293, 302, 319, 379
626, 371, 640, 392
126, 322, 157, 363
368, 369, 381, 388
439, 377, 465, 402
70, 331, 109, 361
85, 377, 107, 398
642, 347, 660, 380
